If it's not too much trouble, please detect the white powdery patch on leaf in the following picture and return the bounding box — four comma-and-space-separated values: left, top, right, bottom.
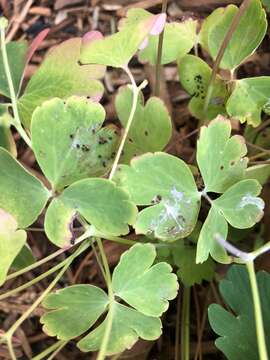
239, 193, 264, 211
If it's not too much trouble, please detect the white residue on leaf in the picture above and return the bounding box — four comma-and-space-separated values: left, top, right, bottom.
148, 186, 190, 238
239, 193, 264, 211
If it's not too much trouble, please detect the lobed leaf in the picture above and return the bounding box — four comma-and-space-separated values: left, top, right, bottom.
178, 55, 228, 121
213, 179, 264, 229
41, 285, 109, 340
201, 0, 267, 70
197, 117, 248, 193
115, 152, 201, 242
115, 86, 172, 163
45, 178, 137, 247
226, 77, 270, 127
31, 96, 119, 191
139, 18, 198, 65
42, 243, 178, 355
0, 209, 27, 285
80, 9, 165, 68
18, 38, 105, 128
196, 206, 230, 264
172, 241, 215, 286
112, 243, 178, 316
208, 265, 270, 359
0, 147, 50, 228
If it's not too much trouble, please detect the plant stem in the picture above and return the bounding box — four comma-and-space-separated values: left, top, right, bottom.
181, 286, 190, 360
246, 261, 268, 360
251, 241, 270, 260
109, 66, 147, 180
0, 231, 93, 300
3, 241, 91, 360
6, 247, 67, 281
96, 238, 114, 360
154, 0, 168, 96
47, 340, 68, 360
203, 0, 251, 116
0, 18, 32, 148
32, 340, 66, 360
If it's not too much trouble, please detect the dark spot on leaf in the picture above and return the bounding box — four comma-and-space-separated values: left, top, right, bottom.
77, 60, 83, 66
128, 138, 133, 143
81, 144, 90, 152
145, 131, 148, 136
76, 144, 80, 149
108, 136, 113, 140
230, 161, 235, 166
99, 137, 107, 145
220, 165, 224, 170
102, 161, 107, 167
92, 129, 96, 134
69, 134, 74, 139
98, 154, 102, 158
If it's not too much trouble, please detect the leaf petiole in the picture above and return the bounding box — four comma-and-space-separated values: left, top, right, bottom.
0, 17, 32, 148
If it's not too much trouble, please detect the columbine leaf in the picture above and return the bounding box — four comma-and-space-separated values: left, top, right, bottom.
196, 206, 230, 264
208, 265, 270, 360
115, 152, 201, 242
45, 178, 137, 247
205, 0, 267, 70
112, 243, 178, 316
0, 41, 27, 98
246, 164, 270, 185
31, 96, 119, 190
18, 38, 105, 128
172, 241, 215, 286
178, 55, 228, 121
197, 117, 248, 193
11, 244, 35, 270
226, 77, 270, 127
78, 302, 162, 354
139, 18, 198, 65
0, 209, 27, 285
80, 9, 166, 68
213, 179, 264, 228
41, 285, 109, 340
0, 105, 16, 156
0, 147, 50, 228
42, 243, 178, 355
115, 86, 172, 163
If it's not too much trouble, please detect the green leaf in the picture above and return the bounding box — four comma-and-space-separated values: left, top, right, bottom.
226, 77, 270, 127
11, 244, 35, 270
0, 41, 27, 97
199, 7, 224, 54
41, 285, 109, 340
208, 265, 270, 360
31, 97, 119, 190
115, 152, 201, 242
206, 0, 267, 70
112, 243, 178, 316
80, 9, 166, 68
0, 147, 50, 228
197, 117, 248, 193
0, 209, 27, 285
45, 178, 137, 247
78, 302, 161, 354
18, 38, 105, 128
246, 164, 270, 185
196, 206, 230, 264
178, 55, 228, 121
42, 243, 178, 355
115, 86, 172, 163
172, 241, 215, 286
213, 179, 264, 229
139, 18, 198, 65
0, 105, 17, 156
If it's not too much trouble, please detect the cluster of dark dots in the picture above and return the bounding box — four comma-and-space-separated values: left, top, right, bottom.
98, 136, 108, 145
151, 194, 162, 204
81, 144, 90, 152
192, 74, 205, 100
220, 161, 236, 170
